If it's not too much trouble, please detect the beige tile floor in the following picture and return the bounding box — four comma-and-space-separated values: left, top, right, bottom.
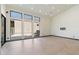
1, 36, 79, 55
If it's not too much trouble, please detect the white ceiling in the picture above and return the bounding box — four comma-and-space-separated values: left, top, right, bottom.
6, 4, 76, 17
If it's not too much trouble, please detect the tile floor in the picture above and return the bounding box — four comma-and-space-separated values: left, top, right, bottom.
1, 36, 79, 55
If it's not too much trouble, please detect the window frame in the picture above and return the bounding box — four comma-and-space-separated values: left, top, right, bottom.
23, 14, 33, 20
10, 10, 22, 20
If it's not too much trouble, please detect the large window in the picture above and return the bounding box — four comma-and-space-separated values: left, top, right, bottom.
10, 11, 22, 19
10, 10, 40, 40
23, 14, 32, 20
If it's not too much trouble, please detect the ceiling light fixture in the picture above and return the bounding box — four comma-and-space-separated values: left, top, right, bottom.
39, 9, 42, 13
31, 8, 34, 10
57, 9, 60, 12
50, 14, 53, 16
45, 12, 47, 15
52, 6, 55, 10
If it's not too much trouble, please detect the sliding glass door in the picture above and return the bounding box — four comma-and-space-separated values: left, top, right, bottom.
10, 11, 33, 40
23, 20, 32, 39
10, 20, 33, 40
10, 20, 23, 40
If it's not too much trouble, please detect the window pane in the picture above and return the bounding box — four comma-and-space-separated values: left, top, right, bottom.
24, 14, 32, 20
10, 11, 22, 19
34, 16, 40, 22
23, 21, 32, 36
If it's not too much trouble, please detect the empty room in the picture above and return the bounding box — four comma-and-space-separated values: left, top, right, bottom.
0, 4, 79, 55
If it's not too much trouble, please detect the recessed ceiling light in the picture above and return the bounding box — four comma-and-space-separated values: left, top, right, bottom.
45, 12, 47, 15
52, 6, 55, 10
39, 9, 42, 13
57, 9, 60, 12
50, 14, 53, 16
31, 8, 34, 10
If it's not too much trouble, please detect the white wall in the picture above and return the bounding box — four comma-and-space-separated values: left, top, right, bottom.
51, 5, 79, 39
6, 10, 11, 40
40, 17, 51, 36
1, 4, 6, 17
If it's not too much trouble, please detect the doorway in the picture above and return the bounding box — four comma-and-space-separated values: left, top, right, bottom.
10, 18, 40, 40
23, 20, 32, 39
10, 20, 23, 40
10, 20, 33, 40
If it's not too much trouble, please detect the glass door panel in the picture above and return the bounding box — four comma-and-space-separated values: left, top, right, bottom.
23, 21, 32, 39
10, 20, 22, 40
